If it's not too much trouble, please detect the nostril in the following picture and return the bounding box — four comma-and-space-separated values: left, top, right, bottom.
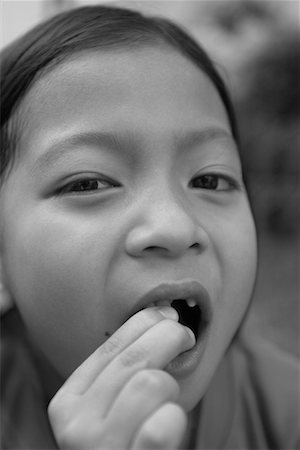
145, 246, 160, 252
126, 223, 207, 257
144, 242, 200, 254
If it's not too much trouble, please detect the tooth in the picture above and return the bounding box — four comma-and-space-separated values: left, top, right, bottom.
187, 298, 197, 307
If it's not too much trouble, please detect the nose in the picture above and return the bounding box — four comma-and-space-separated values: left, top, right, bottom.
125, 191, 209, 258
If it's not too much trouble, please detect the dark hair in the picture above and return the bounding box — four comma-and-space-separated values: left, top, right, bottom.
0, 5, 239, 182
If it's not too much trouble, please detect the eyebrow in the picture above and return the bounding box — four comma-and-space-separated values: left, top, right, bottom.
174, 127, 235, 150
32, 126, 235, 173
32, 131, 140, 173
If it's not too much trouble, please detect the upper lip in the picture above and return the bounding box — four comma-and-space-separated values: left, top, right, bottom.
128, 280, 212, 324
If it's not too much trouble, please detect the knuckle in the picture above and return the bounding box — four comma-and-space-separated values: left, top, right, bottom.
55, 426, 74, 449
47, 392, 65, 425
55, 423, 83, 449
48, 414, 74, 447
47, 396, 57, 417
131, 370, 179, 399
98, 335, 122, 357
119, 347, 147, 369
133, 370, 164, 392
47, 391, 77, 433
51, 415, 103, 449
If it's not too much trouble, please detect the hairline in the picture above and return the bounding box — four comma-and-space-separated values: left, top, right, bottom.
1, 38, 166, 185
1, 13, 239, 185
4, 39, 230, 174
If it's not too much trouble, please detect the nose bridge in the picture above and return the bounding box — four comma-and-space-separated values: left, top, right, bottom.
147, 181, 193, 231
125, 177, 207, 257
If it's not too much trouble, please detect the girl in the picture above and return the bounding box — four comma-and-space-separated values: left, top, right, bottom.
0, 4, 298, 449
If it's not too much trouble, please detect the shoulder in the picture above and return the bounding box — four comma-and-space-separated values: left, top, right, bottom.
1, 309, 57, 449
198, 324, 299, 449
235, 326, 299, 409
225, 327, 299, 449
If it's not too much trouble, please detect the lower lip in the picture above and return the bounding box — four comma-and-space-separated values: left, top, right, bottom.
164, 326, 209, 379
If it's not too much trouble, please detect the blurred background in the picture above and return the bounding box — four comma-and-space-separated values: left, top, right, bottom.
1, 0, 299, 355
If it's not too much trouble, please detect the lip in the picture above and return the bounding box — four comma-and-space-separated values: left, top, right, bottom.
129, 280, 211, 324
127, 280, 212, 378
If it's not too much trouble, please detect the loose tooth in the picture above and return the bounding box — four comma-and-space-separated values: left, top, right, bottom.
187, 298, 197, 307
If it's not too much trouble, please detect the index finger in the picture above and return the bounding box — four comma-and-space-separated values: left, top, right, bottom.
62, 306, 178, 395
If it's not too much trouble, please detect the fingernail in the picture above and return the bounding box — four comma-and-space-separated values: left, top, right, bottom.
157, 306, 179, 321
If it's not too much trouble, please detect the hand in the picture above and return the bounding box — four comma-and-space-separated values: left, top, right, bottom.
48, 306, 195, 449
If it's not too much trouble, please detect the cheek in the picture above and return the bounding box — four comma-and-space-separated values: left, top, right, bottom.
178, 213, 257, 411
7, 218, 93, 303
224, 219, 257, 299
3, 214, 118, 376
214, 208, 257, 336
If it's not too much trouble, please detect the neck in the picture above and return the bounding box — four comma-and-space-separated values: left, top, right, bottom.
28, 337, 64, 403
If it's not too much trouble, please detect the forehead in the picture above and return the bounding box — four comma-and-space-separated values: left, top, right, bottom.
17, 46, 231, 161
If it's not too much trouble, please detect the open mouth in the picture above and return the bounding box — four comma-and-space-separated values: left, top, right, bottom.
170, 299, 203, 340
143, 297, 207, 341
127, 281, 211, 376
139, 281, 211, 340
132, 281, 211, 343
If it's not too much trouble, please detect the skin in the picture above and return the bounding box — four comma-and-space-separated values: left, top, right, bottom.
0, 46, 257, 448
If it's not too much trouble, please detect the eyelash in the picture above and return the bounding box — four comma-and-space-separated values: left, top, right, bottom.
190, 173, 239, 191
58, 176, 120, 195
58, 172, 238, 196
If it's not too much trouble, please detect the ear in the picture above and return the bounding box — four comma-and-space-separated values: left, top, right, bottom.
0, 257, 14, 315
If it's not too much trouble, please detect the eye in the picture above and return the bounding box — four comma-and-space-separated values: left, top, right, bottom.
59, 176, 120, 195
190, 174, 237, 191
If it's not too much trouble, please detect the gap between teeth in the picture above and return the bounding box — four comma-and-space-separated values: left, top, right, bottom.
147, 299, 197, 308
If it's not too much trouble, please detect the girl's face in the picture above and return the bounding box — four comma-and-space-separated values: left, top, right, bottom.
0, 47, 257, 410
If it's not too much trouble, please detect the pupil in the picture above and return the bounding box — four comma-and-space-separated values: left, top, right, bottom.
76, 180, 98, 191
194, 175, 218, 189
